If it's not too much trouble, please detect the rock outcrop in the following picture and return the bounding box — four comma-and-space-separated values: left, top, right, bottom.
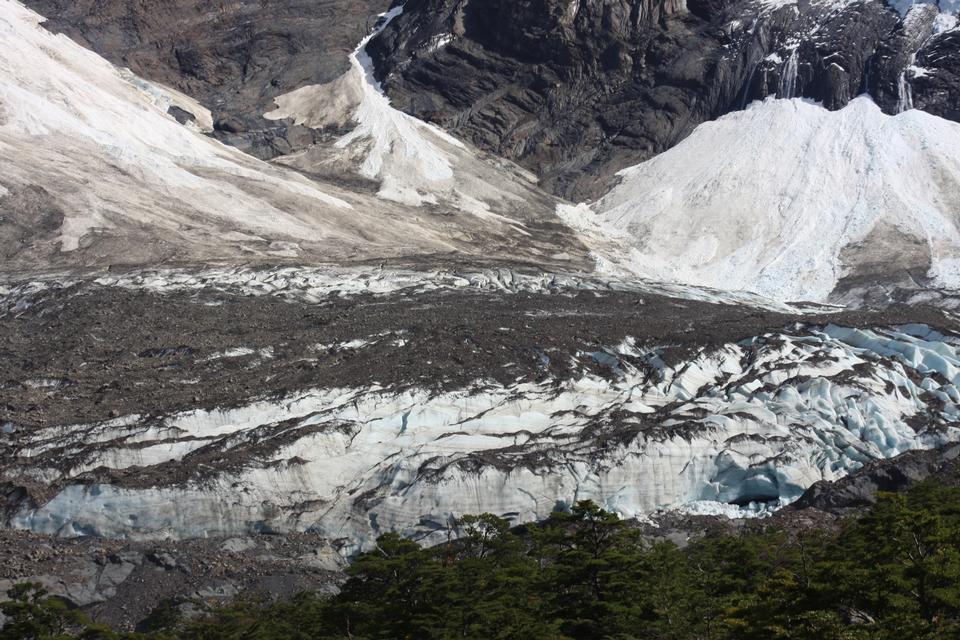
791, 443, 960, 513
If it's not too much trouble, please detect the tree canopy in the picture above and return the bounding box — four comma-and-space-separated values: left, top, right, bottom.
5, 479, 960, 640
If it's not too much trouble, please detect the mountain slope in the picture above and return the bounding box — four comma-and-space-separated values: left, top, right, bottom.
0, 0, 588, 271
263, 6, 561, 221
20, 0, 393, 160
1, 0, 960, 576
11, 0, 960, 306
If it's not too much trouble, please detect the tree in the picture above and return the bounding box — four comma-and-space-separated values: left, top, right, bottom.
0, 583, 86, 640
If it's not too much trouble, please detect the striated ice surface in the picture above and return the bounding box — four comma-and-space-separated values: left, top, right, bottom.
6, 325, 960, 550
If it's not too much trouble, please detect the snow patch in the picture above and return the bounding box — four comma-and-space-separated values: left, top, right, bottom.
934, 11, 959, 33
426, 34, 454, 52
204, 347, 274, 361
886, 0, 960, 18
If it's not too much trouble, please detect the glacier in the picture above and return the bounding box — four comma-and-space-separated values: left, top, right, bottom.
6, 316, 959, 551
3, 0, 960, 561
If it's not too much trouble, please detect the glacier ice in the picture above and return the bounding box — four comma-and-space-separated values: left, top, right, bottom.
0, 263, 837, 318
7, 324, 960, 551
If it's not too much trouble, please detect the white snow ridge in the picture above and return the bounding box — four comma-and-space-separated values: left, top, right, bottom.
570, 97, 960, 302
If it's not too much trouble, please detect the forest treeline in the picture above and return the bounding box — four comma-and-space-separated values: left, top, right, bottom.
4, 479, 960, 640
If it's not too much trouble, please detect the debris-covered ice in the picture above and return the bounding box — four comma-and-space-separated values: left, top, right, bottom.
8, 324, 959, 550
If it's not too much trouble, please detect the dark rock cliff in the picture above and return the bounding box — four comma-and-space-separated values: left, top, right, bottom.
790, 443, 960, 514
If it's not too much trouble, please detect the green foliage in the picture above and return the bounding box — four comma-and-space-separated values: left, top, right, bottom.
7, 480, 960, 639
0, 582, 86, 640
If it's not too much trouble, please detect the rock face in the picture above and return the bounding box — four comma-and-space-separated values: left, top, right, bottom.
367, 0, 960, 199
20, 0, 393, 159
912, 23, 960, 120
